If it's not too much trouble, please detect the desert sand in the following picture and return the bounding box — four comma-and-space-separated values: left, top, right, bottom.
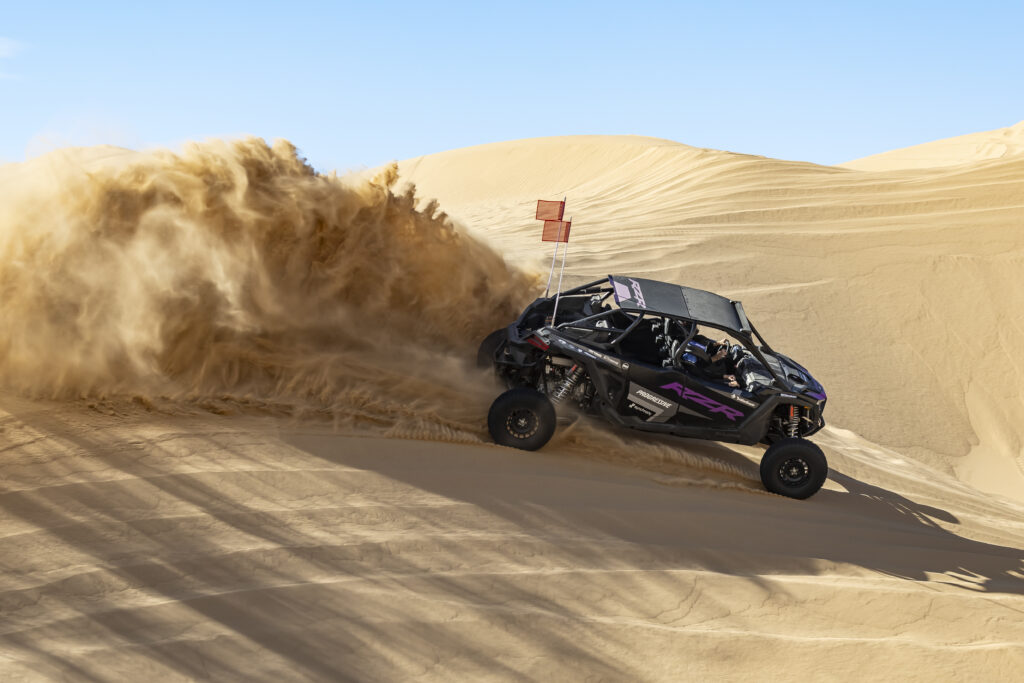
842, 120, 1024, 170
1, 130, 1022, 681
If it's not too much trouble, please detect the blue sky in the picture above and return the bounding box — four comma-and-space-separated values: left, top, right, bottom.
2, 1, 1022, 171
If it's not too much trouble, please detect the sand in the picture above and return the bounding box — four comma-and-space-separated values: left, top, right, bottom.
842, 120, 1024, 170
399, 134, 1024, 501
1, 131, 1023, 680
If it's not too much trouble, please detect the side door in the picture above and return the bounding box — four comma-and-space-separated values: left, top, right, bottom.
623, 363, 755, 428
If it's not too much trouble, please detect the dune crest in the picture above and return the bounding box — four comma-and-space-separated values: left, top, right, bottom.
841, 120, 1024, 170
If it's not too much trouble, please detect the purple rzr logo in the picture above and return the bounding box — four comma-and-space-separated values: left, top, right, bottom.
660, 382, 745, 421
612, 279, 648, 308
628, 278, 647, 308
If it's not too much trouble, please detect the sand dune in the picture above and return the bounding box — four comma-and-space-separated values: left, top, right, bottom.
1, 132, 1022, 680
842, 120, 1024, 170
399, 135, 1024, 501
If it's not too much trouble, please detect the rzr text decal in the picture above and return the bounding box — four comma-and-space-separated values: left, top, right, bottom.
660, 382, 745, 421
628, 278, 647, 309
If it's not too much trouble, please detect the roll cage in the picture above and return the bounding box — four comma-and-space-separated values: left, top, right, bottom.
547, 277, 791, 390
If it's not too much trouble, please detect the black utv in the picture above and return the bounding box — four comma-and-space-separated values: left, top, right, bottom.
478, 275, 829, 499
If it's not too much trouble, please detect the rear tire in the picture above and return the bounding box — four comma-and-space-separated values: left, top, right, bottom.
487, 388, 556, 451
760, 438, 827, 499
476, 328, 507, 368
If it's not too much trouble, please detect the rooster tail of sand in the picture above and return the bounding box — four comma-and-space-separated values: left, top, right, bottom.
0, 138, 536, 438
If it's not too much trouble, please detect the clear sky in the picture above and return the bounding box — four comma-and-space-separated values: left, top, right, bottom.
2, 1, 1022, 171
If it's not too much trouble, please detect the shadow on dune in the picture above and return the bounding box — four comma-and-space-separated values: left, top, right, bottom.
0, 404, 645, 680
818, 470, 1024, 593
1, 403, 1022, 680
293, 436, 1024, 595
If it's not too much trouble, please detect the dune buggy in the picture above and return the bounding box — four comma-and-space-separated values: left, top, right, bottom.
479, 275, 829, 499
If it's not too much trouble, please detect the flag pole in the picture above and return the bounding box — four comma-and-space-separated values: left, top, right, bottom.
551, 216, 571, 325
544, 239, 560, 297
543, 196, 566, 297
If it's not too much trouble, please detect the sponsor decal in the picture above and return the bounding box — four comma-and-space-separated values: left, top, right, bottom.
701, 381, 758, 408
627, 402, 656, 418
660, 382, 745, 422
627, 382, 679, 423
553, 338, 597, 360
552, 337, 627, 371
731, 393, 758, 408
593, 351, 623, 368
628, 278, 647, 308
635, 388, 672, 409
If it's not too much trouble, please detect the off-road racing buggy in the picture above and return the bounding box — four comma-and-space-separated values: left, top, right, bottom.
479, 276, 829, 499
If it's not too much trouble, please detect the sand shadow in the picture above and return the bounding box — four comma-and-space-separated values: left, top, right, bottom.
282, 432, 1024, 596
0, 401, 644, 681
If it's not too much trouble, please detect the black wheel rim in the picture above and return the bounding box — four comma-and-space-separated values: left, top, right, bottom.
778, 457, 810, 487
506, 408, 539, 439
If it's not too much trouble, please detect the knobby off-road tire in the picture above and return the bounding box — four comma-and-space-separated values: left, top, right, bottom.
476, 328, 507, 369
760, 437, 828, 499
487, 388, 556, 451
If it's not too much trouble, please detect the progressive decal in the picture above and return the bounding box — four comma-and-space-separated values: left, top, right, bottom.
634, 387, 672, 409
626, 382, 679, 423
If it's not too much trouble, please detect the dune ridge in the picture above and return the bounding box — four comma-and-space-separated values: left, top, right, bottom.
842, 120, 1024, 171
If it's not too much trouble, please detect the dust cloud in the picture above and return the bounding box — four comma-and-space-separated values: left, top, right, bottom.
0, 138, 532, 439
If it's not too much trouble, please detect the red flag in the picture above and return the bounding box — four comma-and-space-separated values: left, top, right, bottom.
541, 219, 571, 243
535, 200, 565, 221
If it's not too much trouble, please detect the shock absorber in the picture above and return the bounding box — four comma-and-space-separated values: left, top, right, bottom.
552, 365, 584, 404
787, 405, 801, 437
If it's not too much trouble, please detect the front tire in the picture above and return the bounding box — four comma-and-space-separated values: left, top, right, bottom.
760, 438, 828, 499
487, 388, 556, 451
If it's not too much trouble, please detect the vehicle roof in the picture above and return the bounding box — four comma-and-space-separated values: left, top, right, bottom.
608, 275, 750, 334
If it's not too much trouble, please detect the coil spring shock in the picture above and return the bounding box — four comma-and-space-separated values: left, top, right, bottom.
787, 405, 801, 437
552, 365, 583, 404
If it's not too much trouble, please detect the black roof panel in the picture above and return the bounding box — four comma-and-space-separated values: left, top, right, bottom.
609, 275, 747, 333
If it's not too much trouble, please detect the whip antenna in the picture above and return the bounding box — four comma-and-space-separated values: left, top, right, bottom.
533, 198, 572, 324
536, 197, 566, 297
551, 215, 572, 325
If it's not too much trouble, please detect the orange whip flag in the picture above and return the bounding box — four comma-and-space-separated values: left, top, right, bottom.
537, 199, 569, 296
535, 198, 573, 307
541, 219, 571, 243
535, 199, 565, 221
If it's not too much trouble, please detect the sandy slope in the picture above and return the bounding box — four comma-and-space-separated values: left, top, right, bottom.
842, 120, 1024, 170
2, 398, 1022, 681
399, 135, 1024, 501
1, 132, 1023, 680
